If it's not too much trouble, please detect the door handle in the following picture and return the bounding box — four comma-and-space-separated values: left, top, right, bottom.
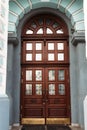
42, 90, 46, 95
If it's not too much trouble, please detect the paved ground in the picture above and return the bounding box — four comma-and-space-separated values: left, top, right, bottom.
11, 126, 84, 130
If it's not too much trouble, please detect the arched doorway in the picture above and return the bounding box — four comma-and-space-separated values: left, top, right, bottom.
20, 14, 71, 125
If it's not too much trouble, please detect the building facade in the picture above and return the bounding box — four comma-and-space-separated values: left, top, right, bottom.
7, 0, 87, 128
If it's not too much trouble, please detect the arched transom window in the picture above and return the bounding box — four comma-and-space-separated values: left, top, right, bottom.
22, 14, 68, 36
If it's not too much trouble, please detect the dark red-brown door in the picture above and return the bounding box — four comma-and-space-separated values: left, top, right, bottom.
20, 40, 70, 124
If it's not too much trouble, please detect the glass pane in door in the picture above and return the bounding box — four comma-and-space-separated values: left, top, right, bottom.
26, 43, 32, 50
48, 43, 54, 50
58, 53, 64, 61
58, 84, 65, 95
26, 54, 32, 61
49, 84, 55, 95
48, 70, 55, 81
36, 54, 42, 61
35, 84, 42, 95
35, 70, 42, 81
26, 70, 32, 81
25, 84, 32, 95
36, 43, 42, 50
48, 53, 54, 61
58, 70, 65, 80
57, 43, 64, 50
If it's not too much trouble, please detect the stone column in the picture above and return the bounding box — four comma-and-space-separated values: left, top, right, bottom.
71, 32, 86, 128
84, 96, 87, 130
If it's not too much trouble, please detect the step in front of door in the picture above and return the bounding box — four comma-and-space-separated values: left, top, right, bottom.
21, 125, 71, 130
21, 118, 70, 125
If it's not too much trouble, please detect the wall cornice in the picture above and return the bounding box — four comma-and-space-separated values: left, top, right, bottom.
8, 33, 19, 45
71, 32, 85, 46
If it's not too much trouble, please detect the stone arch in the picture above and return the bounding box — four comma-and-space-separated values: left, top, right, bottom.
9, 0, 84, 33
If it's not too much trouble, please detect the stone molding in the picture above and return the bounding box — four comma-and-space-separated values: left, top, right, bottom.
71, 32, 85, 46
8, 33, 19, 45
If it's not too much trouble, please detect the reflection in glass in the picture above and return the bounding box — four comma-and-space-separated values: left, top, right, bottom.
56, 29, 64, 34
26, 29, 33, 34
37, 28, 43, 34
36, 43, 42, 50
36, 70, 42, 81
36, 84, 42, 95
58, 53, 64, 61
48, 43, 54, 50
57, 43, 64, 50
26, 54, 32, 61
26, 70, 32, 81
38, 18, 43, 25
48, 53, 54, 61
53, 22, 59, 28
46, 28, 53, 34
26, 43, 32, 50
25, 84, 32, 95
31, 22, 37, 28
49, 84, 55, 95
49, 70, 55, 81
58, 70, 65, 80
58, 84, 65, 95
46, 19, 51, 25
36, 54, 42, 61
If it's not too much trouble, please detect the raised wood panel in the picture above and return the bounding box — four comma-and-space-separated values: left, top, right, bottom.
24, 98, 42, 107
24, 108, 44, 117
48, 98, 66, 104
48, 108, 67, 117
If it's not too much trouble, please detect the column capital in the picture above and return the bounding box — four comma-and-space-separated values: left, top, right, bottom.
71, 32, 85, 46
8, 33, 19, 45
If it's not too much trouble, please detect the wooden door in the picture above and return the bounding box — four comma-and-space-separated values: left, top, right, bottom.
20, 40, 71, 125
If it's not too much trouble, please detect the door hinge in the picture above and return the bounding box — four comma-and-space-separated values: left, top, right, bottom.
21, 105, 23, 110
21, 79, 23, 83
68, 79, 69, 83
67, 70, 69, 76
21, 114, 22, 118
22, 71, 23, 76
68, 105, 71, 110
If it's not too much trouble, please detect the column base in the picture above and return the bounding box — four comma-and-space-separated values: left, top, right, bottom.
0, 94, 9, 130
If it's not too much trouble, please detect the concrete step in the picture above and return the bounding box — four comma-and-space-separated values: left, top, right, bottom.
21, 125, 71, 130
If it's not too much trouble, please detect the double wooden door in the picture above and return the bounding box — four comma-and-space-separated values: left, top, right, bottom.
21, 40, 70, 125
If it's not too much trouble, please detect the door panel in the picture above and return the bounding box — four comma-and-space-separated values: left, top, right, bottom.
21, 39, 70, 125
45, 68, 68, 119
21, 67, 70, 124
21, 67, 45, 119
22, 40, 69, 63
